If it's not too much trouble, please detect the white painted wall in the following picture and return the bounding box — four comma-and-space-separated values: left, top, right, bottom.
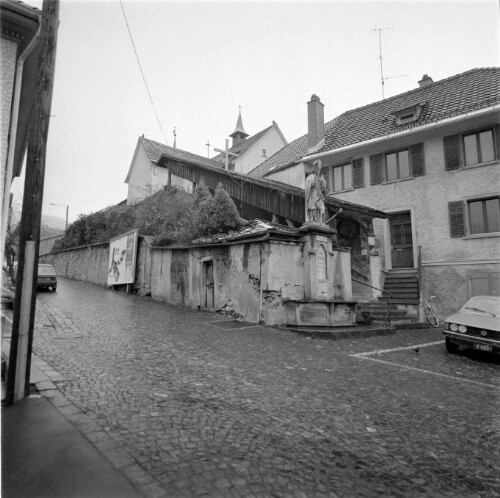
127, 144, 193, 205
234, 126, 287, 175
266, 162, 305, 188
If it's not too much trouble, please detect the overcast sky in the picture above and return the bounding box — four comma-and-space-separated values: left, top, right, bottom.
12, 0, 499, 224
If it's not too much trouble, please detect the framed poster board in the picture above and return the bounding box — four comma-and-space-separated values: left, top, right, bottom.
107, 228, 138, 286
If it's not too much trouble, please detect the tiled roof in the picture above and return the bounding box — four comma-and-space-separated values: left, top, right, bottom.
140, 137, 223, 169
250, 68, 500, 177
212, 125, 274, 163
191, 219, 298, 245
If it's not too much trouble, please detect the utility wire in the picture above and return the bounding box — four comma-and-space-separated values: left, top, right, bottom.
119, 0, 168, 144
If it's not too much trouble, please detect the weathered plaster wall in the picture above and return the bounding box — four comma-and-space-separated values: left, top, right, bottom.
41, 242, 109, 286
422, 263, 500, 317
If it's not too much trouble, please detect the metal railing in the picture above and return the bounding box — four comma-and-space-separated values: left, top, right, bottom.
352, 278, 394, 327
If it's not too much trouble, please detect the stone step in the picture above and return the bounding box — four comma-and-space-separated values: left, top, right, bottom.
384, 281, 419, 288
379, 297, 420, 305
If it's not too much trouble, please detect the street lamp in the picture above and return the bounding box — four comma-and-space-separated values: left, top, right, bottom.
49, 202, 69, 229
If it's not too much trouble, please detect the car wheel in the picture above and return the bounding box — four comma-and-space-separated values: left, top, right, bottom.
445, 337, 459, 353
52, 287, 57, 292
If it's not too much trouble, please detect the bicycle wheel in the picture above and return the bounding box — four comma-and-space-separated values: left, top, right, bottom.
425, 304, 439, 327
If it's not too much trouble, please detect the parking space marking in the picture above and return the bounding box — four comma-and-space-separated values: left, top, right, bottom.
1, 313, 13, 323
352, 341, 444, 357
352, 355, 500, 390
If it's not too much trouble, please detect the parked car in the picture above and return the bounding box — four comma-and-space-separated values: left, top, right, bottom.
443, 295, 500, 354
37, 264, 57, 291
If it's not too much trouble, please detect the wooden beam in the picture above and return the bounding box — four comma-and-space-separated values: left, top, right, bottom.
6, 0, 59, 405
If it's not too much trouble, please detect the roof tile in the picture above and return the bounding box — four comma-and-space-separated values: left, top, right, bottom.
249, 68, 500, 177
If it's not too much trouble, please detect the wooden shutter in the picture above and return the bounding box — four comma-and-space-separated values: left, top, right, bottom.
444, 134, 462, 171
448, 201, 465, 237
321, 167, 330, 192
351, 158, 364, 188
409, 143, 425, 177
369, 153, 383, 185
494, 124, 500, 161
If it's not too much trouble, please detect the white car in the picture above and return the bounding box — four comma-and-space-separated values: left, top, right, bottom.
443, 295, 500, 355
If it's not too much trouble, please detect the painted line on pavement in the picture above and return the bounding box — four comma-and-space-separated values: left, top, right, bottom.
352, 355, 500, 390
1, 313, 13, 323
352, 341, 444, 357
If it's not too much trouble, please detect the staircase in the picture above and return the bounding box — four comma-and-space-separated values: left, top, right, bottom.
357, 269, 420, 325
379, 269, 419, 305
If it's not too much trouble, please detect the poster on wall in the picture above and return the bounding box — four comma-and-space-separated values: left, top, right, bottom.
107, 228, 138, 286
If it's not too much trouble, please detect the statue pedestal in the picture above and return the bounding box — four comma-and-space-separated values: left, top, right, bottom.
298, 223, 337, 301
281, 223, 356, 327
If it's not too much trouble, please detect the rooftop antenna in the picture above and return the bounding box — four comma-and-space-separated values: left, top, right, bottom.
172, 127, 177, 148
206, 140, 210, 158
372, 26, 408, 99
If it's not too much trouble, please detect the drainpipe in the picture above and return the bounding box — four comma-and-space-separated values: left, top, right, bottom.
1, 22, 42, 269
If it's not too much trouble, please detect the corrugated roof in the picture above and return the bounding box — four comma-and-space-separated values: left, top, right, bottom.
249, 68, 500, 177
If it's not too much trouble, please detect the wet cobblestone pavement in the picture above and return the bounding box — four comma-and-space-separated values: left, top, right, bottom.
18, 278, 500, 497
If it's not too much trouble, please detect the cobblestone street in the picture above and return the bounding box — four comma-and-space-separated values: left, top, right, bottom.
17, 278, 500, 497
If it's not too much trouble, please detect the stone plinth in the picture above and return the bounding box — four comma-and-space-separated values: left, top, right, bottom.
282, 299, 357, 327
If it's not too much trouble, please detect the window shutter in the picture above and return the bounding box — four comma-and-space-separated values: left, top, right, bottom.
444, 134, 462, 171
494, 125, 500, 161
369, 153, 383, 185
448, 201, 465, 237
409, 143, 425, 177
351, 158, 364, 188
321, 167, 330, 192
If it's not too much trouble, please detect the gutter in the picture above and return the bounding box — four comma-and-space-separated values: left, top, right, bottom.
301, 105, 500, 163
1, 17, 42, 264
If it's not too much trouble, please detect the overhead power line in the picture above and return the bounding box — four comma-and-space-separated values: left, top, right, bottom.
119, 0, 168, 144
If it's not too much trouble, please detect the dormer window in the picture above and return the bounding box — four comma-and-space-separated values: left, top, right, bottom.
394, 104, 424, 126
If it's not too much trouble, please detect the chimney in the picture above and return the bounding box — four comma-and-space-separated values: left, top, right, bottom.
307, 94, 324, 151
418, 74, 434, 88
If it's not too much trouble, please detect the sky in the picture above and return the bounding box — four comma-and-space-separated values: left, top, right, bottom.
12, 0, 499, 225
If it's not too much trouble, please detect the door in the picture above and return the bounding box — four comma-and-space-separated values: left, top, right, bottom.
389, 212, 414, 268
203, 261, 214, 309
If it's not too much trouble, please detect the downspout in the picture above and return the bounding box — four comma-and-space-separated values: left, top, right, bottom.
1, 22, 42, 267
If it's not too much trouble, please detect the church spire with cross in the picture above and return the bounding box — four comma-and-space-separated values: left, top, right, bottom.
229, 106, 249, 147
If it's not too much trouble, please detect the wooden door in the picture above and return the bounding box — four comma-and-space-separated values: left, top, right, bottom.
389, 212, 414, 268
203, 261, 214, 309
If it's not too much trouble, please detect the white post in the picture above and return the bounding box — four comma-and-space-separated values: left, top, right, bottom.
13, 241, 35, 402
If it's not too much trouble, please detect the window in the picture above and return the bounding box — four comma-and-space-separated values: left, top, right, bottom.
467, 272, 500, 297
386, 150, 410, 181
463, 130, 495, 165
468, 197, 500, 234
370, 143, 424, 185
325, 158, 364, 192
448, 196, 500, 237
444, 128, 498, 170
394, 104, 424, 126
331, 164, 352, 192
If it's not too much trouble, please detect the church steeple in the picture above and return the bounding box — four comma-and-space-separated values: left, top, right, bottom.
229, 107, 249, 147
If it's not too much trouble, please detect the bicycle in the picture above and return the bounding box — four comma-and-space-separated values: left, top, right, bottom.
421, 295, 439, 327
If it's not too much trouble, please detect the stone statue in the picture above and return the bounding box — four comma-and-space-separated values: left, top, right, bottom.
305, 159, 328, 224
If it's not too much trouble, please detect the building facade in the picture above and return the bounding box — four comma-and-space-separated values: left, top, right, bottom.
256, 69, 500, 317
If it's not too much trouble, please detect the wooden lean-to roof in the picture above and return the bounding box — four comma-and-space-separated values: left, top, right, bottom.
157, 150, 386, 223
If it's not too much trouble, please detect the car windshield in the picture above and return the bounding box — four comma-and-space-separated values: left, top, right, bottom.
462, 297, 500, 317
38, 265, 55, 276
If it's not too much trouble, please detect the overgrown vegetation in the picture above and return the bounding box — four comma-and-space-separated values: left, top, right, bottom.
52, 183, 245, 252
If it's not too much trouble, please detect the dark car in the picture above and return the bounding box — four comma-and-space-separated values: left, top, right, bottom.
37, 264, 57, 291
443, 295, 500, 354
